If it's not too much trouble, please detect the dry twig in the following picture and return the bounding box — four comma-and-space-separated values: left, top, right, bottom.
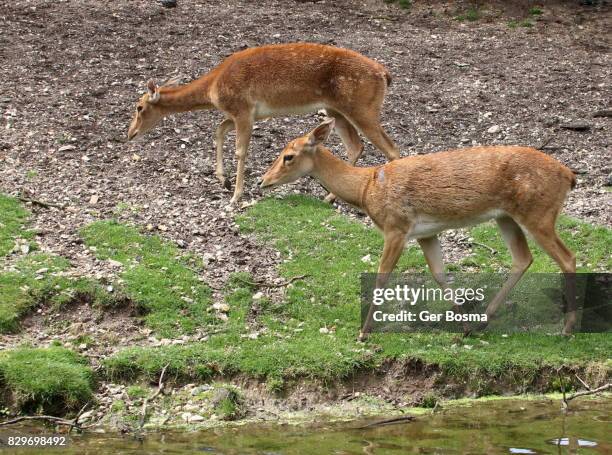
138, 363, 170, 431
235, 274, 310, 289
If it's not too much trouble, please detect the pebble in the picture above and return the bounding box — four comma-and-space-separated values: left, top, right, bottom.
487, 125, 501, 134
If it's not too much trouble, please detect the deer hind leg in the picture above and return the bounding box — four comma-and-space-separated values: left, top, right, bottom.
481, 217, 533, 328
349, 109, 400, 162
229, 115, 253, 205
214, 118, 235, 190
324, 110, 364, 203
524, 219, 577, 335
360, 228, 408, 341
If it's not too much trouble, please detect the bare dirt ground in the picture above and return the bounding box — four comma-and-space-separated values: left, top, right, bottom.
1, 0, 610, 313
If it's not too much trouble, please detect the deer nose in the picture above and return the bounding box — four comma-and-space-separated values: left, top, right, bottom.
256, 179, 263, 187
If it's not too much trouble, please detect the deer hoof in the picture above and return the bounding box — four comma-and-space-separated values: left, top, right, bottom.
357, 331, 369, 342
222, 178, 232, 191
324, 193, 336, 204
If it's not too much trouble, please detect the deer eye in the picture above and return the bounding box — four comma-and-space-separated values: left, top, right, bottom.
137, 106, 143, 113
283, 154, 295, 164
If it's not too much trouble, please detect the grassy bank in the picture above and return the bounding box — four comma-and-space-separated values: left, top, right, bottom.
0, 346, 94, 414
1, 194, 610, 417
104, 195, 611, 391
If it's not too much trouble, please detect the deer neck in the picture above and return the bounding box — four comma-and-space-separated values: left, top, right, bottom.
311, 147, 374, 209
156, 76, 215, 114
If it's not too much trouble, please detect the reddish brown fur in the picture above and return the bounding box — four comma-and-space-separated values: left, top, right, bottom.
127, 43, 399, 204
261, 120, 578, 339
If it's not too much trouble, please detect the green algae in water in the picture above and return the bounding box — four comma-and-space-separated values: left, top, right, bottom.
0, 398, 609, 454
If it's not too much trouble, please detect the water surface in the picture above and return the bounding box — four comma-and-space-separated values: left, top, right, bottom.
1, 397, 609, 454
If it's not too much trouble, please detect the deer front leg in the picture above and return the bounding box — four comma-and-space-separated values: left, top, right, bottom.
359, 228, 407, 341
229, 116, 253, 205
418, 236, 469, 333
214, 118, 235, 190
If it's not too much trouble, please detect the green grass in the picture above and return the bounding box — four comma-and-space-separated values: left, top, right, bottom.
529, 7, 543, 16
508, 19, 534, 28
0, 346, 94, 414
104, 196, 611, 391
80, 220, 214, 337
455, 7, 480, 22
384, 0, 412, 9
0, 194, 115, 333
0, 194, 34, 257
0, 253, 114, 334
467, 217, 611, 272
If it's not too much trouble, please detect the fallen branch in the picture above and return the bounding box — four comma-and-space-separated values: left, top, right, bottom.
562, 383, 611, 410
356, 415, 415, 429
0, 402, 90, 430
235, 274, 310, 289
0, 415, 78, 428
138, 363, 170, 431
18, 195, 63, 209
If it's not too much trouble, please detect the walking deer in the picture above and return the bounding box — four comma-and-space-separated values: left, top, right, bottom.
127, 43, 400, 204
260, 119, 578, 340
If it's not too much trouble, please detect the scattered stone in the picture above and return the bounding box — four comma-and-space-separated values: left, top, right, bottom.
212, 302, 230, 312
58, 145, 76, 152
89, 195, 99, 205
487, 125, 501, 134
253, 291, 264, 300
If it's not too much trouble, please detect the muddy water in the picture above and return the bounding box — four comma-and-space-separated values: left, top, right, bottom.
1, 398, 610, 454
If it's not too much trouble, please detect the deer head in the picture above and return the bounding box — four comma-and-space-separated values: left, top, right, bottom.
127, 80, 166, 141
260, 118, 335, 189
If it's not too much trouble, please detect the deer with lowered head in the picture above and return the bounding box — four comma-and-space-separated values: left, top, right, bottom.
127, 43, 400, 204
260, 119, 578, 340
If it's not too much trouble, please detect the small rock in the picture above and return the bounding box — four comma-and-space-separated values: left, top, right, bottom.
89, 195, 99, 205
189, 414, 205, 422
361, 254, 372, 264
158, 224, 168, 232
20, 244, 30, 254
319, 327, 330, 334
77, 410, 94, 423
191, 385, 212, 396
35, 268, 48, 275
212, 302, 230, 312
487, 125, 501, 134
253, 291, 264, 300
58, 145, 76, 152
108, 259, 122, 268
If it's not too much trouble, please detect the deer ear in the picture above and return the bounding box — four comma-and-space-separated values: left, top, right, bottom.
147, 79, 160, 103
307, 118, 335, 146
